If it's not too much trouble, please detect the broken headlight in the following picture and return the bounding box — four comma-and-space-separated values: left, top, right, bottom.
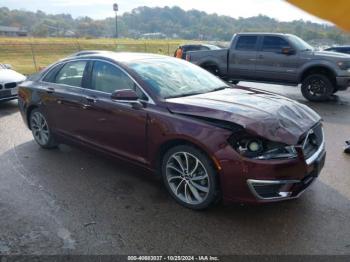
228, 134, 297, 160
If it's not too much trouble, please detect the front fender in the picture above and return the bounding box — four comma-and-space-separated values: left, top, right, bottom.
146, 110, 234, 170
298, 60, 338, 82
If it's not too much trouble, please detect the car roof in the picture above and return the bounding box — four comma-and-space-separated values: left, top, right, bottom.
70, 50, 111, 57
235, 32, 291, 36
66, 51, 171, 63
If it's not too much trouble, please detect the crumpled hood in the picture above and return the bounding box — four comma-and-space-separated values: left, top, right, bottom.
0, 69, 26, 84
166, 87, 321, 145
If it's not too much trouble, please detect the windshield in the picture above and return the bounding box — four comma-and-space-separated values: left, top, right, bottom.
287, 35, 314, 51
128, 58, 229, 99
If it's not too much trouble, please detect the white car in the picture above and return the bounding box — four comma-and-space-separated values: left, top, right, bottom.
0, 64, 26, 102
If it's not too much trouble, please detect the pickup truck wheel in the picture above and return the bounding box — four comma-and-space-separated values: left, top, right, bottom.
301, 74, 334, 102
203, 65, 220, 77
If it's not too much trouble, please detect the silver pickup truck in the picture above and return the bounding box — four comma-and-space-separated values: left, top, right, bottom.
187, 33, 350, 101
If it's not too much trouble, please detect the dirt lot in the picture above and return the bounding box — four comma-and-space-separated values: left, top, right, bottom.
0, 83, 349, 255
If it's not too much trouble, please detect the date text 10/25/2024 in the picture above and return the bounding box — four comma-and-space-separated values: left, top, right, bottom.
127, 256, 220, 261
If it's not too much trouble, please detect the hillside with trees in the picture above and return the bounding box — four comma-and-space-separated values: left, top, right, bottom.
0, 6, 349, 44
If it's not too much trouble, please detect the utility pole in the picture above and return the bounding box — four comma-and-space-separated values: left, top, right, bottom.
113, 3, 118, 38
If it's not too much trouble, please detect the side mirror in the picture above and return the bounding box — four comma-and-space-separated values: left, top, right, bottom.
281, 47, 295, 55
111, 89, 143, 109
111, 89, 139, 101
4, 64, 12, 69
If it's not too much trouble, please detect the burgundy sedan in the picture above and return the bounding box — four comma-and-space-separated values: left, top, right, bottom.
18, 52, 326, 210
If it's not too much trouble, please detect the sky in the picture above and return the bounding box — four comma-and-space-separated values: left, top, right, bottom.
1, 0, 328, 23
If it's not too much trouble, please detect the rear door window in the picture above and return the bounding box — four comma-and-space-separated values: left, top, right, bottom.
54, 61, 88, 87
42, 64, 64, 83
236, 36, 258, 51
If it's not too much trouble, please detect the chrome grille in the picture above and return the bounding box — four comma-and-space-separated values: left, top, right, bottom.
4, 82, 17, 89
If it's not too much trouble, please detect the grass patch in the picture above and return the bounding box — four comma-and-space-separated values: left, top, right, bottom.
0, 37, 192, 75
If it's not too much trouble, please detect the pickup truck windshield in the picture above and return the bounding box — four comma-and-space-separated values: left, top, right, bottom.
128, 58, 229, 99
287, 35, 314, 51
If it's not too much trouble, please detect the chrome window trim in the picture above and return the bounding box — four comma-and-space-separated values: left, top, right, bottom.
39, 58, 155, 105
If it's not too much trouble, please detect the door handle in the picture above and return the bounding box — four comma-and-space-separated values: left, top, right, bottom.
85, 96, 97, 103
258, 54, 264, 59
45, 87, 55, 94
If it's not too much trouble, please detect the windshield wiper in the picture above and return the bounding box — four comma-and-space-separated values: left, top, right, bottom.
166, 86, 229, 99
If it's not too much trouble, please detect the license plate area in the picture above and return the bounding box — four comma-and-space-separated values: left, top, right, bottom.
11, 87, 18, 95
0, 90, 11, 98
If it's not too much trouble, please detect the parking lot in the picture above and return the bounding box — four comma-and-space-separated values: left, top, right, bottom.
0, 83, 350, 255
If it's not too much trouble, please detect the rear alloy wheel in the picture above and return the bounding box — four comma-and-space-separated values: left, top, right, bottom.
30, 109, 57, 149
161, 145, 220, 210
301, 74, 334, 102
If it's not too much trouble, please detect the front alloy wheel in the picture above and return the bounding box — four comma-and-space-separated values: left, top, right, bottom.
301, 74, 334, 102
162, 145, 220, 210
30, 109, 57, 149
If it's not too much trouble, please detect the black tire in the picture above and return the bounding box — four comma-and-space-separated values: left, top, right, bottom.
29, 108, 58, 149
161, 145, 220, 210
203, 65, 220, 77
301, 74, 334, 102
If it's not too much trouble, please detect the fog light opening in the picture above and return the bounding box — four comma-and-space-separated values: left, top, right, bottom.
247, 179, 299, 200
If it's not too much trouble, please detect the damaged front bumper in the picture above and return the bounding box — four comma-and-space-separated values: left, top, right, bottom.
218, 123, 326, 204
0, 82, 19, 102
246, 131, 326, 201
